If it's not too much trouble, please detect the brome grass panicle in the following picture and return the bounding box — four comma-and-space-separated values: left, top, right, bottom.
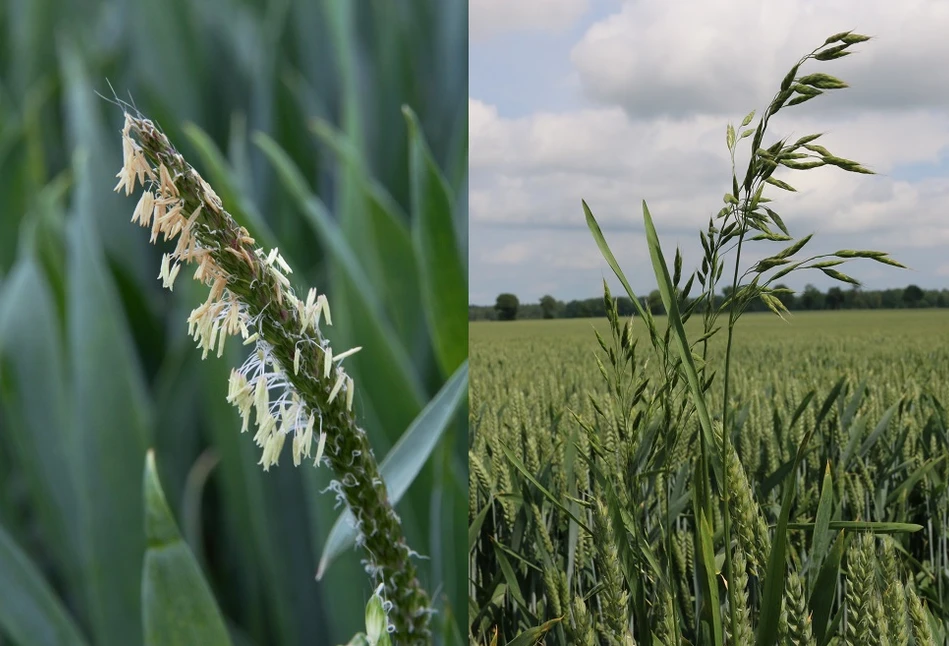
115, 112, 430, 642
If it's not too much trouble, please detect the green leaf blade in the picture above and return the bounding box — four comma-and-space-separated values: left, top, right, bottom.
404, 106, 467, 377
142, 451, 232, 646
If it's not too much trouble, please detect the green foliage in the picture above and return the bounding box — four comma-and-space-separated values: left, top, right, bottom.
0, 1, 466, 644
142, 452, 231, 646
495, 293, 520, 321
904, 284, 925, 307
539, 295, 559, 319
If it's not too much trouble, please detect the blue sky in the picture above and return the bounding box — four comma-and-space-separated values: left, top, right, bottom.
469, 0, 949, 305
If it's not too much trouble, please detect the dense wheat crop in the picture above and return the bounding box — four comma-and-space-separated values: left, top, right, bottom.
469, 310, 949, 644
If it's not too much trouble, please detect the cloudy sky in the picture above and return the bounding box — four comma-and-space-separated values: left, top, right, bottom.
469, 0, 949, 305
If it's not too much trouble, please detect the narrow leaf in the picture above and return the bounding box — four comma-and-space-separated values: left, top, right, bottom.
404, 106, 467, 377
811, 530, 846, 643
0, 522, 89, 646
641, 202, 719, 483
142, 451, 231, 646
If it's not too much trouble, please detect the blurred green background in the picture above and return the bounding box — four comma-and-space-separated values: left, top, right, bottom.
0, 1, 467, 645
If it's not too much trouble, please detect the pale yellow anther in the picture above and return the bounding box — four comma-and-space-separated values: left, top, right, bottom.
163, 201, 183, 225
303, 414, 315, 457
209, 276, 227, 302
216, 320, 227, 358
259, 431, 284, 471
159, 164, 179, 198
271, 266, 291, 288
254, 412, 276, 447
333, 346, 362, 362
275, 253, 292, 274
133, 191, 153, 226
225, 301, 242, 335
159, 253, 171, 282
193, 257, 207, 282
327, 373, 345, 404
226, 369, 245, 402
323, 347, 333, 378
292, 433, 304, 467
297, 299, 308, 334
150, 201, 163, 243
314, 430, 327, 466
167, 261, 181, 291
317, 294, 331, 326
254, 377, 268, 421
186, 203, 202, 226
203, 320, 220, 359
173, 225, 192, 259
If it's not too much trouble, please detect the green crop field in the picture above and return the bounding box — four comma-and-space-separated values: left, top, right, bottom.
469, 309, 949, 644
472, 311, 949, 434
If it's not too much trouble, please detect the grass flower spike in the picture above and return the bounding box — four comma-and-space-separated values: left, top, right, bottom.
115, 111, 431, 642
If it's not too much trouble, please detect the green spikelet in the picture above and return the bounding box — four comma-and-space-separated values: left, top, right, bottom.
552, 438, 568, 501
653, 583, 677, 646
844, 471, 866, 519
573, 595, 599, 645
672, 529, 695, 628
726, 546, 754, 645
879, 538, 909, 646
542, 564, 562, 618
524, 429, 541, 480
488, 434, 516, 532
469, 450, 492, 512
531, 503, 556, 563
846, 533, 879, 645
906, 582, 936, 646
591, 499, 630, 644
870, 596, 889, 646
575, 525, 591, 578
883, 579, 910, 646
784, 570, 815, 646
738, 413, 758, 477
723, 436, 772, 577
558, 570, 584, 643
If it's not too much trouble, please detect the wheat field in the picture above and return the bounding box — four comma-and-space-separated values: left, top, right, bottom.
470, 310, 949, 644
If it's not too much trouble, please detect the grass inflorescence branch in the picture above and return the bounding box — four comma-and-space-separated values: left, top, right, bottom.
115, 112, 431, 643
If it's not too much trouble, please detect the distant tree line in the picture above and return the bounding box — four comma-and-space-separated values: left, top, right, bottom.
470, 284, 949, 321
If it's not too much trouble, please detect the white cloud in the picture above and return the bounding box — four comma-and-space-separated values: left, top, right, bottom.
470, 0, 591, 42
470, 96, 949, 237
470, 0, 949, 299
570, 0, 949, 119
483, 241, 533, 265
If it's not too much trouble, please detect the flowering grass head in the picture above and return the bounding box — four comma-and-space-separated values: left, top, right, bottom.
116, 113, 360, 471
115, 110, 431, 642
